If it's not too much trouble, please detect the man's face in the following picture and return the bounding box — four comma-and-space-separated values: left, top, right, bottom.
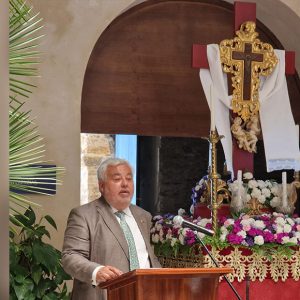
99, 163, 134, 210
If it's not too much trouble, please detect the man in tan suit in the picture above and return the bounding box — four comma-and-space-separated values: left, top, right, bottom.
62, 157, 161, 300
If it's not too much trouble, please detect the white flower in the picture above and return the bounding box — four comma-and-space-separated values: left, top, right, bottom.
275, 225, 283, 234
197, 232, 205, 239
171, 238, 178, 247
254, 236, 264, 245
281, 236, 291, 244
253, 220, 266, 230
152, 234, 159, 243
198, 218, 211, 228
246, 194, 251, 201
270, 197, 280, 208
220, 226, 228, 234
195, 185, 201, 191
179, 234, 185, 245
248, 180, 258, 188
294, 232, 300, 239
261, 188, 271, 198
289, 237, 297, 244
220, 233, 227, 242
156, 224, 162, 231
237, 230, 247, 238
241, 218, 253, 227
283, 224, 292, 233
271, 185, 279, 194
257, 195, 266, 204
275, 217, 285, 226
190, 204, 195, 215
243, 172, 253, 180
257, 180, 266, 189
286, 218, 295, 226
251, 187, 261, 199
178, 208, 186, 216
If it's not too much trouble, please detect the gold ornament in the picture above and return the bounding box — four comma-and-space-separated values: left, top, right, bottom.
219, 21, 278, 121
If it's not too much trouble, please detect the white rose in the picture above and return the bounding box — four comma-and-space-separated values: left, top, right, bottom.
246, 194, 251, 202
254, 236, 264, 245
289, 237, 297, 244
241, 219, 253, 227
248, 180, 258, 188
251, 187, 261, 199
270, 197, 280, 208
258, 195, 266, 204
257, 180, 265, 189
243, 172, 253, 180
261, 188, 271, 198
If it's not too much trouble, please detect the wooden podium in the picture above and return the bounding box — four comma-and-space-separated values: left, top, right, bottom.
99, 268, 233, 300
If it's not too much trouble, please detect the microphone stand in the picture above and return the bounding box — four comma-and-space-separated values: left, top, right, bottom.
197, 237, 242, 300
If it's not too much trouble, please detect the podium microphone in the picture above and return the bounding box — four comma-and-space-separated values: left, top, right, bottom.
173, 216, 214, 236
172, 215, 243, 300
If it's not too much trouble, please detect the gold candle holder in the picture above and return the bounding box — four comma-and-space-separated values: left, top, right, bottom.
205, 129, 224, 234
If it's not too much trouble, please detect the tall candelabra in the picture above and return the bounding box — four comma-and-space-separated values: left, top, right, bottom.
205, 129, 225, 234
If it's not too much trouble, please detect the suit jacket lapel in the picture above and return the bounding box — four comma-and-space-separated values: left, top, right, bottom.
96, 198, 129, 260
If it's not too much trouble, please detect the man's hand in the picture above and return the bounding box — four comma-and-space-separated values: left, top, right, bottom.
96, 265, 123, 283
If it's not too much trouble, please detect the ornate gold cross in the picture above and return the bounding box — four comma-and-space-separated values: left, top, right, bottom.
219, 21, 278, 121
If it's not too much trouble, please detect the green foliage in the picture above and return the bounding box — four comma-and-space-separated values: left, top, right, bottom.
10, 208, 71, 300
8, 0, 65, 228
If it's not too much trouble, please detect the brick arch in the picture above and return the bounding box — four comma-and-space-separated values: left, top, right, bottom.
81, 0, 300, 137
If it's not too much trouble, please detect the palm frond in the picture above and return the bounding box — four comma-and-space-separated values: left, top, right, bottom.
9, 0, 43, 101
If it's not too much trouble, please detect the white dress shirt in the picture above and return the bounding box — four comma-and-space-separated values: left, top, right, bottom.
92, 205, 150, 286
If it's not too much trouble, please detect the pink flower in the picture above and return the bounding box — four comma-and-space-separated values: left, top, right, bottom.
242, 224, 251, 231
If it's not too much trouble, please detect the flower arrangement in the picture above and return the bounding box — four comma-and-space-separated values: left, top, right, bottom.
151, 211, 300, 258
228, 172, 281, 211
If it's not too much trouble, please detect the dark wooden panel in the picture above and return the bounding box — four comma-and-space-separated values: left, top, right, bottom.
81, 0, 300, 137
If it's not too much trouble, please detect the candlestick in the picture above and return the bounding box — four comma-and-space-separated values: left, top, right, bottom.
237, 170, 243, 203
282, 172, 287, 208
210, 84, 216, 132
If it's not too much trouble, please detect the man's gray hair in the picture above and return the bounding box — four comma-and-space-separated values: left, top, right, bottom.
97, 157, 133, 181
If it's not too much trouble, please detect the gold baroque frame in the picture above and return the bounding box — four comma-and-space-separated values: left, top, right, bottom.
219, 21, 278, 121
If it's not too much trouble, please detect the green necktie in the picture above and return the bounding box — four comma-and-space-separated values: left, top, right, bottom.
115, 211, 140, 271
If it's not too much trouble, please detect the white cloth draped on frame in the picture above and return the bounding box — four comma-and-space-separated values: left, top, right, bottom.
199, 44, 300, 177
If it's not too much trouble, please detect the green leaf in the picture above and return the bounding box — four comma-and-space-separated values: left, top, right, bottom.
14, 279, 34, 299
44, 215, 57, 230
24, 206, 36, 225
31, 265, 42, 285
42, 292, 57, 300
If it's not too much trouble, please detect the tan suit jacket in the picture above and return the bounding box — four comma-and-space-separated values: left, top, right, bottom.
62, 197, 161, 300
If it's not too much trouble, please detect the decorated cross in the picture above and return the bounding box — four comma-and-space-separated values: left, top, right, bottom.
192, 1, 295, 177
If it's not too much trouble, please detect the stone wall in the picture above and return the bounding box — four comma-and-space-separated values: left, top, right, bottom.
81, 134, 114, 204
